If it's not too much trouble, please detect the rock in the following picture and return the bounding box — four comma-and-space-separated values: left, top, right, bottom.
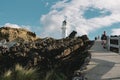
68, 30, 77, 38
0, 28, 94, 79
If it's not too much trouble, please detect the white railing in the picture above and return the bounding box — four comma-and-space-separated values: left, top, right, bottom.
107, 36, 120, 54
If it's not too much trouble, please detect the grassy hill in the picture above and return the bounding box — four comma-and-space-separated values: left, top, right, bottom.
0, 27, 38, 42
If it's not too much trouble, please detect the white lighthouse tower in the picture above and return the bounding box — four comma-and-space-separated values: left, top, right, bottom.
61, 20, 67, 38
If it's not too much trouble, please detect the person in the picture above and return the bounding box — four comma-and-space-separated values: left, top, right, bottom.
101, 31, 107, 48
95, 37, 97, 40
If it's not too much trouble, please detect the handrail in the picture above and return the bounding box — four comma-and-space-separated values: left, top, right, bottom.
107, 36, 120, 54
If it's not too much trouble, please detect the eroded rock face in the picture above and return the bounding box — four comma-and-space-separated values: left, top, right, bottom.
0, 28, 94, 79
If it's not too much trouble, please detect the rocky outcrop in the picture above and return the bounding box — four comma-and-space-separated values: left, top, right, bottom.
0, 27, 94, 79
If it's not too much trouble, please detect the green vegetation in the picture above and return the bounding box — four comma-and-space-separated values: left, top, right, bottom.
44, 69, 67, 80
0, 64, 67, 80
0, 64, 39, 80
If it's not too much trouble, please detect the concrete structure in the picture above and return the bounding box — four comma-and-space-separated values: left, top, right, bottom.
86, 40, 120, 80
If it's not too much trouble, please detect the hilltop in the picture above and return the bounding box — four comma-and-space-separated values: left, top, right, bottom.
0, 27, 38, 42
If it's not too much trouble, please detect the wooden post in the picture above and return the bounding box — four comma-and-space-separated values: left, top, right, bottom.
119, 36, 120, 54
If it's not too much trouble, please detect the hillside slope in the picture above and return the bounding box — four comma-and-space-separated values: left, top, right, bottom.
0, 27, 38, 42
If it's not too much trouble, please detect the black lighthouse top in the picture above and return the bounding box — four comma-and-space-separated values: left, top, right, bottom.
62, 20, 67, 26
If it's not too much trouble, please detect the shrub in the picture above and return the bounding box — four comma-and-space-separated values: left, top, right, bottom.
44, 69, 67, 80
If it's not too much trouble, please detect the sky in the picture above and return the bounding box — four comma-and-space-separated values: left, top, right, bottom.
0, 0, 120, 40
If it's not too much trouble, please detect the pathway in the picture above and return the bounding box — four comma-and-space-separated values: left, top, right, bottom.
86, 40, 120, 80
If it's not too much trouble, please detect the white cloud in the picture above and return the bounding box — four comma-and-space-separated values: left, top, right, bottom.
111, 28, 120, 35
40, 0, 120, 38
4, 23, 31, 30
4, 23, 21, 28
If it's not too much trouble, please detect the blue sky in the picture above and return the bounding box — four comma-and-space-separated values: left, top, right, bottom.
0, 0, 120, 40
0, 0, 53, 26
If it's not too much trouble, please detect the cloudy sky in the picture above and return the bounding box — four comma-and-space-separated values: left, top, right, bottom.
0, 0, 120, 39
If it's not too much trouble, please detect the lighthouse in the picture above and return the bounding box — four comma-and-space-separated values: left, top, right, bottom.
61, 20, 67, 38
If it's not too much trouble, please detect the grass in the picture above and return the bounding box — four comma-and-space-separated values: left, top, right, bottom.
0, 64, 67, 80
0, 64, 39, 80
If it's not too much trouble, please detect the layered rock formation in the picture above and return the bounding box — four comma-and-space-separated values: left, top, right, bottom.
0, 27, 94, 79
